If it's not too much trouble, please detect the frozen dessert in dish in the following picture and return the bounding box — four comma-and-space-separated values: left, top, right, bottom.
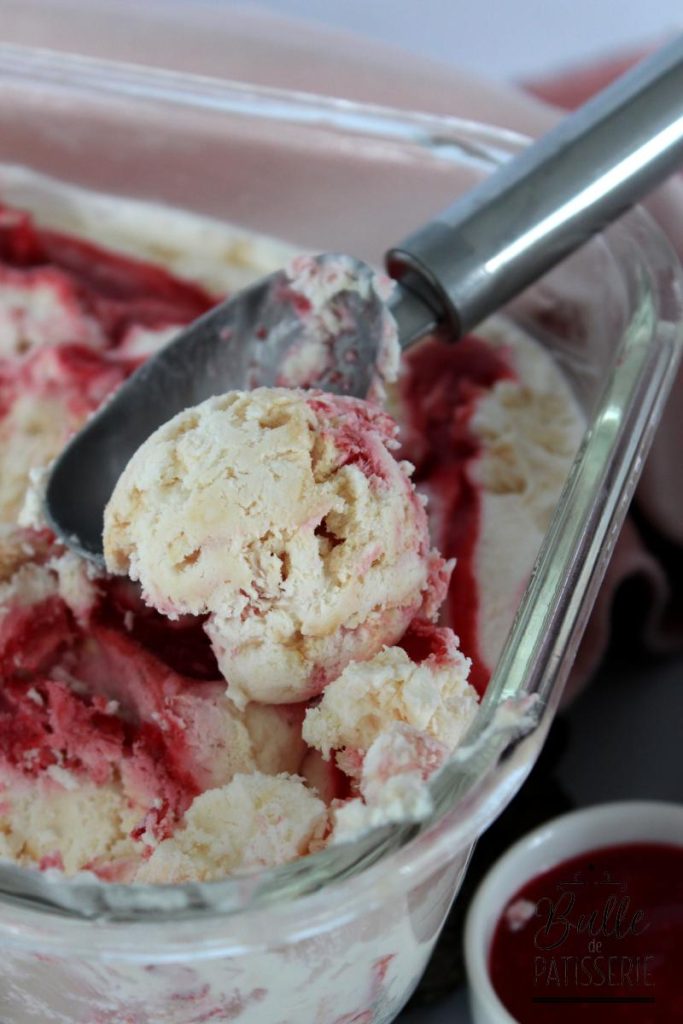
0, 172, 585, 885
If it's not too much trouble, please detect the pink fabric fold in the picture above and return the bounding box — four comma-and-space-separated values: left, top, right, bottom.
4, 3, 681, 696
525, 51, 683, 696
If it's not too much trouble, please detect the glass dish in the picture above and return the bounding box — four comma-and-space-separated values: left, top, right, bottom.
0, 43, 682, 1024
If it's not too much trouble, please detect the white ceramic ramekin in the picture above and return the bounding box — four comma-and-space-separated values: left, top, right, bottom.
464, 800, 683, 1024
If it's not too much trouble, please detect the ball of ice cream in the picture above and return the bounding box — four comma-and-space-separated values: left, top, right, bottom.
104, 387, 446, 706
331, 722, 450, 839
302, 632, 477, 760
135, 774, 328, 883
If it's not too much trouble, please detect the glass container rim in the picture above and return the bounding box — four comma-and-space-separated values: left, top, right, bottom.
0, 41, 531, 162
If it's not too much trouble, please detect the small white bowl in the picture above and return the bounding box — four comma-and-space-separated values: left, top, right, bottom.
464, 800, 683, 1024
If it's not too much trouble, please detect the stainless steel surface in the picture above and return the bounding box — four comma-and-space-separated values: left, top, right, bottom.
387, 36, 683, 336
387, 275, 439, 347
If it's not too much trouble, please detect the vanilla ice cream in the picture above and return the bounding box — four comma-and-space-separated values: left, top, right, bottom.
302, 633, 476, 759
104, 387, 449, 707
332, 722, 451, 838
136, 773, 328, 884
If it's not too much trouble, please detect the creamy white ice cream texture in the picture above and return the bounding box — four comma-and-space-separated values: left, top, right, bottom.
468, 318, 586, 671
136, 773, 328, 883
302, 643, 476, 758
104, 387, 445, 707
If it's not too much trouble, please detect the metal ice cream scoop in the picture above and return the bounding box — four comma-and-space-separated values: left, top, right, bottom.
45, 37, 683, 561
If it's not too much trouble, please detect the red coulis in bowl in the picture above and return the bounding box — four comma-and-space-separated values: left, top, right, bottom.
489, 842, 683, 1022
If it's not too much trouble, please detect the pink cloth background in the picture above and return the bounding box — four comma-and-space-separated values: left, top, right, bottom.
527, 51, 683, 693
3, 1, 682, 694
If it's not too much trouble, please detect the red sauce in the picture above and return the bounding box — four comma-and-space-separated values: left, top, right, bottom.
489, 842, 683, 1023
0, 203, 222, 850
99, 577, 220, 680
400, 335, 515, 694
0, 206, 214, 339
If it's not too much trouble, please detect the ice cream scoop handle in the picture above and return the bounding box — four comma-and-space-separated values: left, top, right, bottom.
386, 36, 683, 337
